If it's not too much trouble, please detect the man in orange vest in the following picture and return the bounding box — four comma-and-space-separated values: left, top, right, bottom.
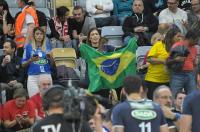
15, 0, 39, 57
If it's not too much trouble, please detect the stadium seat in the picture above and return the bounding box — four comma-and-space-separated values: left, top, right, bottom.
5, 0, 17, 8
37, 8, 51, 18
9, 8, 20, 17
6, 0, 46, 8
76, 0, 86, 10
52, 48, 77, 69
101, 26, 124, 47
34, 0, 46, 8
136, 46, 152, 69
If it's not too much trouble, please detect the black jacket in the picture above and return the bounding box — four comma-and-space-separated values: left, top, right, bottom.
0, 55, 25, 83
123, 12, 158, 36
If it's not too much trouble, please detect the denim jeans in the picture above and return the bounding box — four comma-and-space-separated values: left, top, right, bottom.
170, 71, 196, 97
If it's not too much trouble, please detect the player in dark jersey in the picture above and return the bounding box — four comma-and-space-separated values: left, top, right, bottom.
112, 76, 169, 132
180, 90, 200, 132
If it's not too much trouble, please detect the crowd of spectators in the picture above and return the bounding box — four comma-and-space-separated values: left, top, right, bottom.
0, 0, 200, 131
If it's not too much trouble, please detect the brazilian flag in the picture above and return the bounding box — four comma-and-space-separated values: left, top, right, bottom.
80, 38, 138, 92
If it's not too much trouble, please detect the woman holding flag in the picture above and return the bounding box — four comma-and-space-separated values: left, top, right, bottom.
79, 27, 138, 104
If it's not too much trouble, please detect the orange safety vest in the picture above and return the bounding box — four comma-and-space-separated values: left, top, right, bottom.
15, 6, 39, 48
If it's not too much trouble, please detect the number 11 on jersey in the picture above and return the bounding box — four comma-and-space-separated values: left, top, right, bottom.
139, 122, 151, 132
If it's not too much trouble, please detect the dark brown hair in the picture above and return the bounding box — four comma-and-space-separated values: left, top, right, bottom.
86, 27, 107, 51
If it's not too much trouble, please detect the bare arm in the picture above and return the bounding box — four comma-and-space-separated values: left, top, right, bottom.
72, 30, 79, 39
147, 57, 166, 64
112, 126, 124, 132
4, 119, 17, 128
180, 115, 192, 132
160, 124, 170, 132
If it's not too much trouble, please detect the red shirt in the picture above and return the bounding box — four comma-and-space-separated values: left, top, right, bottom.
172, 41, 197, 71
3, 99, 35, 121
0, 105, 2, 120
30, 93, 45, 118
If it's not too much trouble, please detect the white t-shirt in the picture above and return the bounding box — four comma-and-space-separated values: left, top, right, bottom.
21, 6, 35, 36
159, 8, 188, 24
86, 0, 113, 18
159, 8, 188, 34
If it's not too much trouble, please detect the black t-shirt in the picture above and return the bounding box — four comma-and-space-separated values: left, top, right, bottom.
32, 114, 92, 132
36, 10, 47, 27
69, 17, 85, 36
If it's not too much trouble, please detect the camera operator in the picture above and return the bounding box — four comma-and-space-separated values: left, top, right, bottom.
32, 84, 104, 132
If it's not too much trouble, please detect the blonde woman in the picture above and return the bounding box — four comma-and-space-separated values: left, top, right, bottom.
22, 27, 53, 97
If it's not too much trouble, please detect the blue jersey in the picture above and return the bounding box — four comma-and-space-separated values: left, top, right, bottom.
182, 90, 200, 132
22, 42, 52, 75
112, 99, 166, 132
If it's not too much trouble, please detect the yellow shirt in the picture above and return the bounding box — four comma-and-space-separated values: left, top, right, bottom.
145, 41, 169, 83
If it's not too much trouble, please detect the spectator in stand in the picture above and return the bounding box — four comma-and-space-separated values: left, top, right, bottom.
159, 0, 188, 34
123, 0, 158, 46
113, 0, 133, 25
112, 76, 169, 132
30, 74, 52, 121
145, 27, 184, 100
179, 0, 191, 11
79, 27, 115, 96
187, 0, 200, 70
174, 89, 186, 113
169, 30, 198, 97
86, 0, 118, 28
153, 85, 181, 132
69, 5, 96, 51
49, 6, 72, 48
187, 0, 200, 32
144, 28, 178, 100
0, 40, 25, 101
15, 0, 39, 57
0, 0, 14, 49
3, 88, 35, 131
22, 27, 53, 97
180, 68, 200, 132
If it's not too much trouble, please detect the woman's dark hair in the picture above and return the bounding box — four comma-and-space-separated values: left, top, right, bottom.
56, 6, 69, 17
87, 27, 100, 44
164, 27, 181, 52
185, 29, 199, 44
0, 0, 13, 22
86, 27, 107, 51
